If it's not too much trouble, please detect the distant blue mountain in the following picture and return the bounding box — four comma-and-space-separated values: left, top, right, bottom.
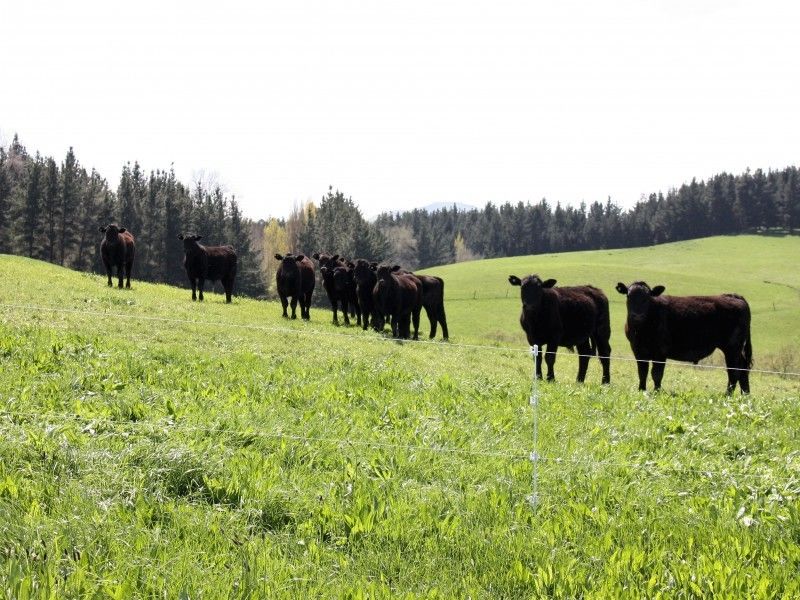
420, 202, 477, 213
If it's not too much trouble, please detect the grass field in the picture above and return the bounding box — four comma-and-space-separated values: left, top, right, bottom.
1, 235, 799, 597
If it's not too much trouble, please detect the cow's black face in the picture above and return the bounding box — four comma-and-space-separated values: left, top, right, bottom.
178, 234, 202, 251
101, 224, 125, 240
277, 254, 300, 279
352, 260, 373, 285
376, 265, 393, 281
332, 266, 352, 292
618, 281, 665, 321
509, 275, 556, 310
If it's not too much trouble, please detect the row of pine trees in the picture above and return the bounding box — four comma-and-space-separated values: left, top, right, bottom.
2, 133, 798, 299
373, 168, 800, 268
0, 135, 263, 295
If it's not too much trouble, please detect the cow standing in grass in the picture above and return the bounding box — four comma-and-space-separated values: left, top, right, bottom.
352, 259, 378, 330
178, 234, 237, 303
100, 224, 135, 289
508, 275, 611, 383
275, 253, 315, 319
313, 252, 351, 325
332, 263, 361, 326
391, 266, 449, 340
615, 281, 752, 394
374, 265, 422, 339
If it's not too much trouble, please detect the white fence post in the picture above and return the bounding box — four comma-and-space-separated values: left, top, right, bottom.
528, 344, 540, 509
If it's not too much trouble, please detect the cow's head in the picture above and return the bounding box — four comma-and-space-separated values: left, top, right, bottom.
508, 275, 556, 310
352, 259, 375, 286
100, 224, 126, 240
616, 281, 665, 321
178, 234, 202, 251
332, 265, 354, 293
376, 265, 395, 281
276, 253, 304, 277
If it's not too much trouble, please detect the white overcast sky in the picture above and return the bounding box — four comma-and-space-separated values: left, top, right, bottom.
2, 0, 798, 220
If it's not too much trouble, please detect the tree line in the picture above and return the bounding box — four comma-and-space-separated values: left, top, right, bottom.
0, 135, 263, 295
372, 167, 800, 268
2, 133, 798, 299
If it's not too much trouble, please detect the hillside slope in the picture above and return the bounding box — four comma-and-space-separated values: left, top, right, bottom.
420, 234, 800, 362
0, 237, 799, 597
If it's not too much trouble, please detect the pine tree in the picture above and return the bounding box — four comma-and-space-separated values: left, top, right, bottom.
16, 153, 44, 258
59, 147, 80, 265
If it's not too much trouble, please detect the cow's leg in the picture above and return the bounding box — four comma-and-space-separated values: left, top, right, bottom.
391, 314, 400, 338
331, 299, 339, 325
354, 302, 362, 327
117, 264, 124, 288
290, 296, 298, 319
739, 367, 750, 395
279, 294, 289, 318
223, 278, 233, 303
597, 338, 611, 384
651, 359, 666, 391
424, 306, 437, 339
576, 340, 592, 383
189, 276, 197, 301
544, 344, 557, 381
125, 261, 132, 288
105, 262, 113, 287
411, 307, 421, 340
438, 306, 449, 341
198, 278, 205, 301
535, 350, 543, 380
341, 298, 351, 326
723, 348, 740, 395
636, 358, 649, 391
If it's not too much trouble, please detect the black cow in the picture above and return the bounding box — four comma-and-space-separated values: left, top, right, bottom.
178, 234, 237, 303
615, 281, 752, 394
374, 265, 422, 339
275, 253, 315, 319
313, 253, 352, 324
332, 264, 361, 327
508, 275, 611, 383
391, 266, 449, 340
99, 224, 135, 288
351, 259, 378, 331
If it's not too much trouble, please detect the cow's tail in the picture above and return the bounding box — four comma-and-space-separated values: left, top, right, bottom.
743, 330, 753, 369
736, 294, 754, 369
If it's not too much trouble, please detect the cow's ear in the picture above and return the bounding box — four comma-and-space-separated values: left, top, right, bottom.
543, 279, 557, 288
99, 226, 107, 232
370, 262, 378, 270
508, 275, 522, 286
391, 265, 401, 272
295, 254, 305, 261
177, 234, 184, 240
195, 235, 202, 241
332, 254, 339, 262
118, 227, 126, 233
651, 285, 665, 297
274, 254, 283, 261
615, 282, 628, 295
312, 252, 320, 260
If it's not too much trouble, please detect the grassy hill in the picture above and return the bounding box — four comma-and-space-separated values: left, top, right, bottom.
421, 234, 800, 365
1, 235, 799, 597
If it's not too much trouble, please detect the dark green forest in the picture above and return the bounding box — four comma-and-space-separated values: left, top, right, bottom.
375, 168, 800, 268
0, 135, 263, 295
1, 133, 798, 298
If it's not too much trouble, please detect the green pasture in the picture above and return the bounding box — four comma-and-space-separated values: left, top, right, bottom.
424, 234, 800, 365
0, 235, 799, 598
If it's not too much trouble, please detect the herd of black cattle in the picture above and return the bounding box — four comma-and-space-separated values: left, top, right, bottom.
99, 224, 753, 395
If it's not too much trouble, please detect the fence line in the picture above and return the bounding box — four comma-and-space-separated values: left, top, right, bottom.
0, 409, 795, 484
1, 302, 798, 378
